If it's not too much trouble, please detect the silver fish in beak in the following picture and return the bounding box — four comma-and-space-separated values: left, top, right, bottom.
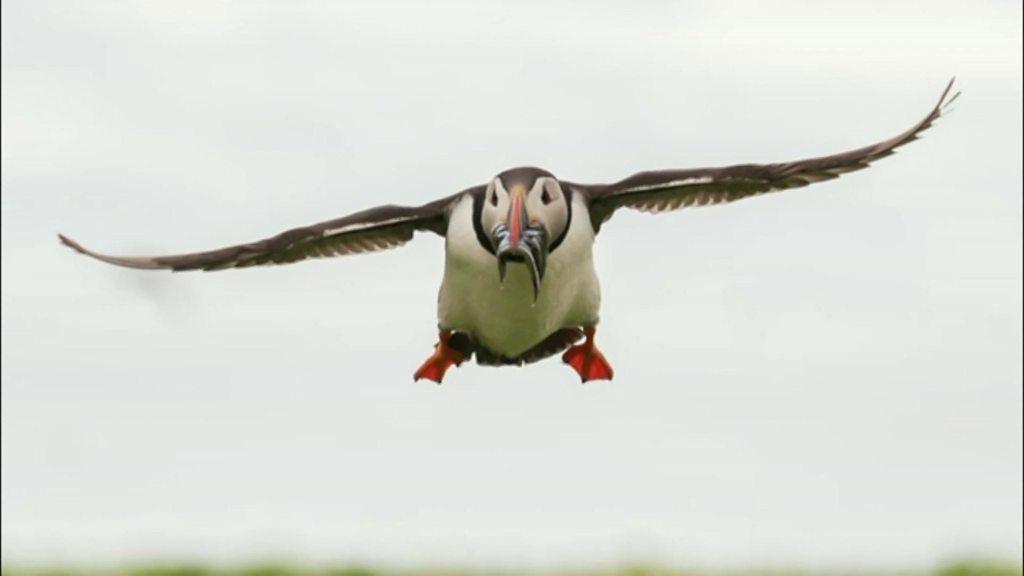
491, 191, 549, 301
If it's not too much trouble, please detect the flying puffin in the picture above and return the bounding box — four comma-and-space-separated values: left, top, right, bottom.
60, 80, 958, 383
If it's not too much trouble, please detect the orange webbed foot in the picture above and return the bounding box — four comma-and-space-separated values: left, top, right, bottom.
413, 330, 465, 384
562, 326, 614, 383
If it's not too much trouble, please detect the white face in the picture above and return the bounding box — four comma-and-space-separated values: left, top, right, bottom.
481, 176, 569, 244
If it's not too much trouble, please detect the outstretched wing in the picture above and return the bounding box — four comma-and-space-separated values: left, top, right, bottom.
579, 79, 959, 230
59, 189, 474, 271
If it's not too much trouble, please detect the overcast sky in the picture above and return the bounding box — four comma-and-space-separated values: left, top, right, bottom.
2, 0, 1022, 570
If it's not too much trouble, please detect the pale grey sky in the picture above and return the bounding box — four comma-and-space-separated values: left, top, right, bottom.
2, 0, 1021, 570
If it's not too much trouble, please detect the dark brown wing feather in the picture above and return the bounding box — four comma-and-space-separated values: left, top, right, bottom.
579, 79, 959, 230
59, 189, 474, 272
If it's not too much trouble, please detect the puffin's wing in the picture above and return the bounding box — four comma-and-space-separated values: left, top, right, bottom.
578, 79, 958, 230
59, 189, 474, 271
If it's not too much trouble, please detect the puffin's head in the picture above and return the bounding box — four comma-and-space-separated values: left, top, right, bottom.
481, 167, 569, 300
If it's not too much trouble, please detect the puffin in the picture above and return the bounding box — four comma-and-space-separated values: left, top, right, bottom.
60, 80, 958, 383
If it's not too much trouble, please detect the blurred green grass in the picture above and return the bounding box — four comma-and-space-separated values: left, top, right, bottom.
1, 560, 1020, 576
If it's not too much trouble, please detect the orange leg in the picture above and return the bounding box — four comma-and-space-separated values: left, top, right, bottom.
413, 330, 466, 384
561, 326, 614, 382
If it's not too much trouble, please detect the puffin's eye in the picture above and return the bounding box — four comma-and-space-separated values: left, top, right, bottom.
489, 191, 499, 206
540, 189, 553, 205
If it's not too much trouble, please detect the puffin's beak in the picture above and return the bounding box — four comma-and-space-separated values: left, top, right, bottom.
491, 190, 548, 301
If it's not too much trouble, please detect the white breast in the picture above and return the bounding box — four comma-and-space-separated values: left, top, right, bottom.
438, 193, 601, 358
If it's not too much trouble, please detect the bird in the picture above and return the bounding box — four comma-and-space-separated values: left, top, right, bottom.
60, 80, 959, 383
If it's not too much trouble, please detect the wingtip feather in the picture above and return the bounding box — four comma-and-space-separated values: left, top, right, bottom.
938, 77, 960, 111
57, 233, 166, 269
58, 233, 85, 253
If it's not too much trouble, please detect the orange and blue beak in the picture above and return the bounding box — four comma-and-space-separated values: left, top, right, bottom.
491, 188, 548, 300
